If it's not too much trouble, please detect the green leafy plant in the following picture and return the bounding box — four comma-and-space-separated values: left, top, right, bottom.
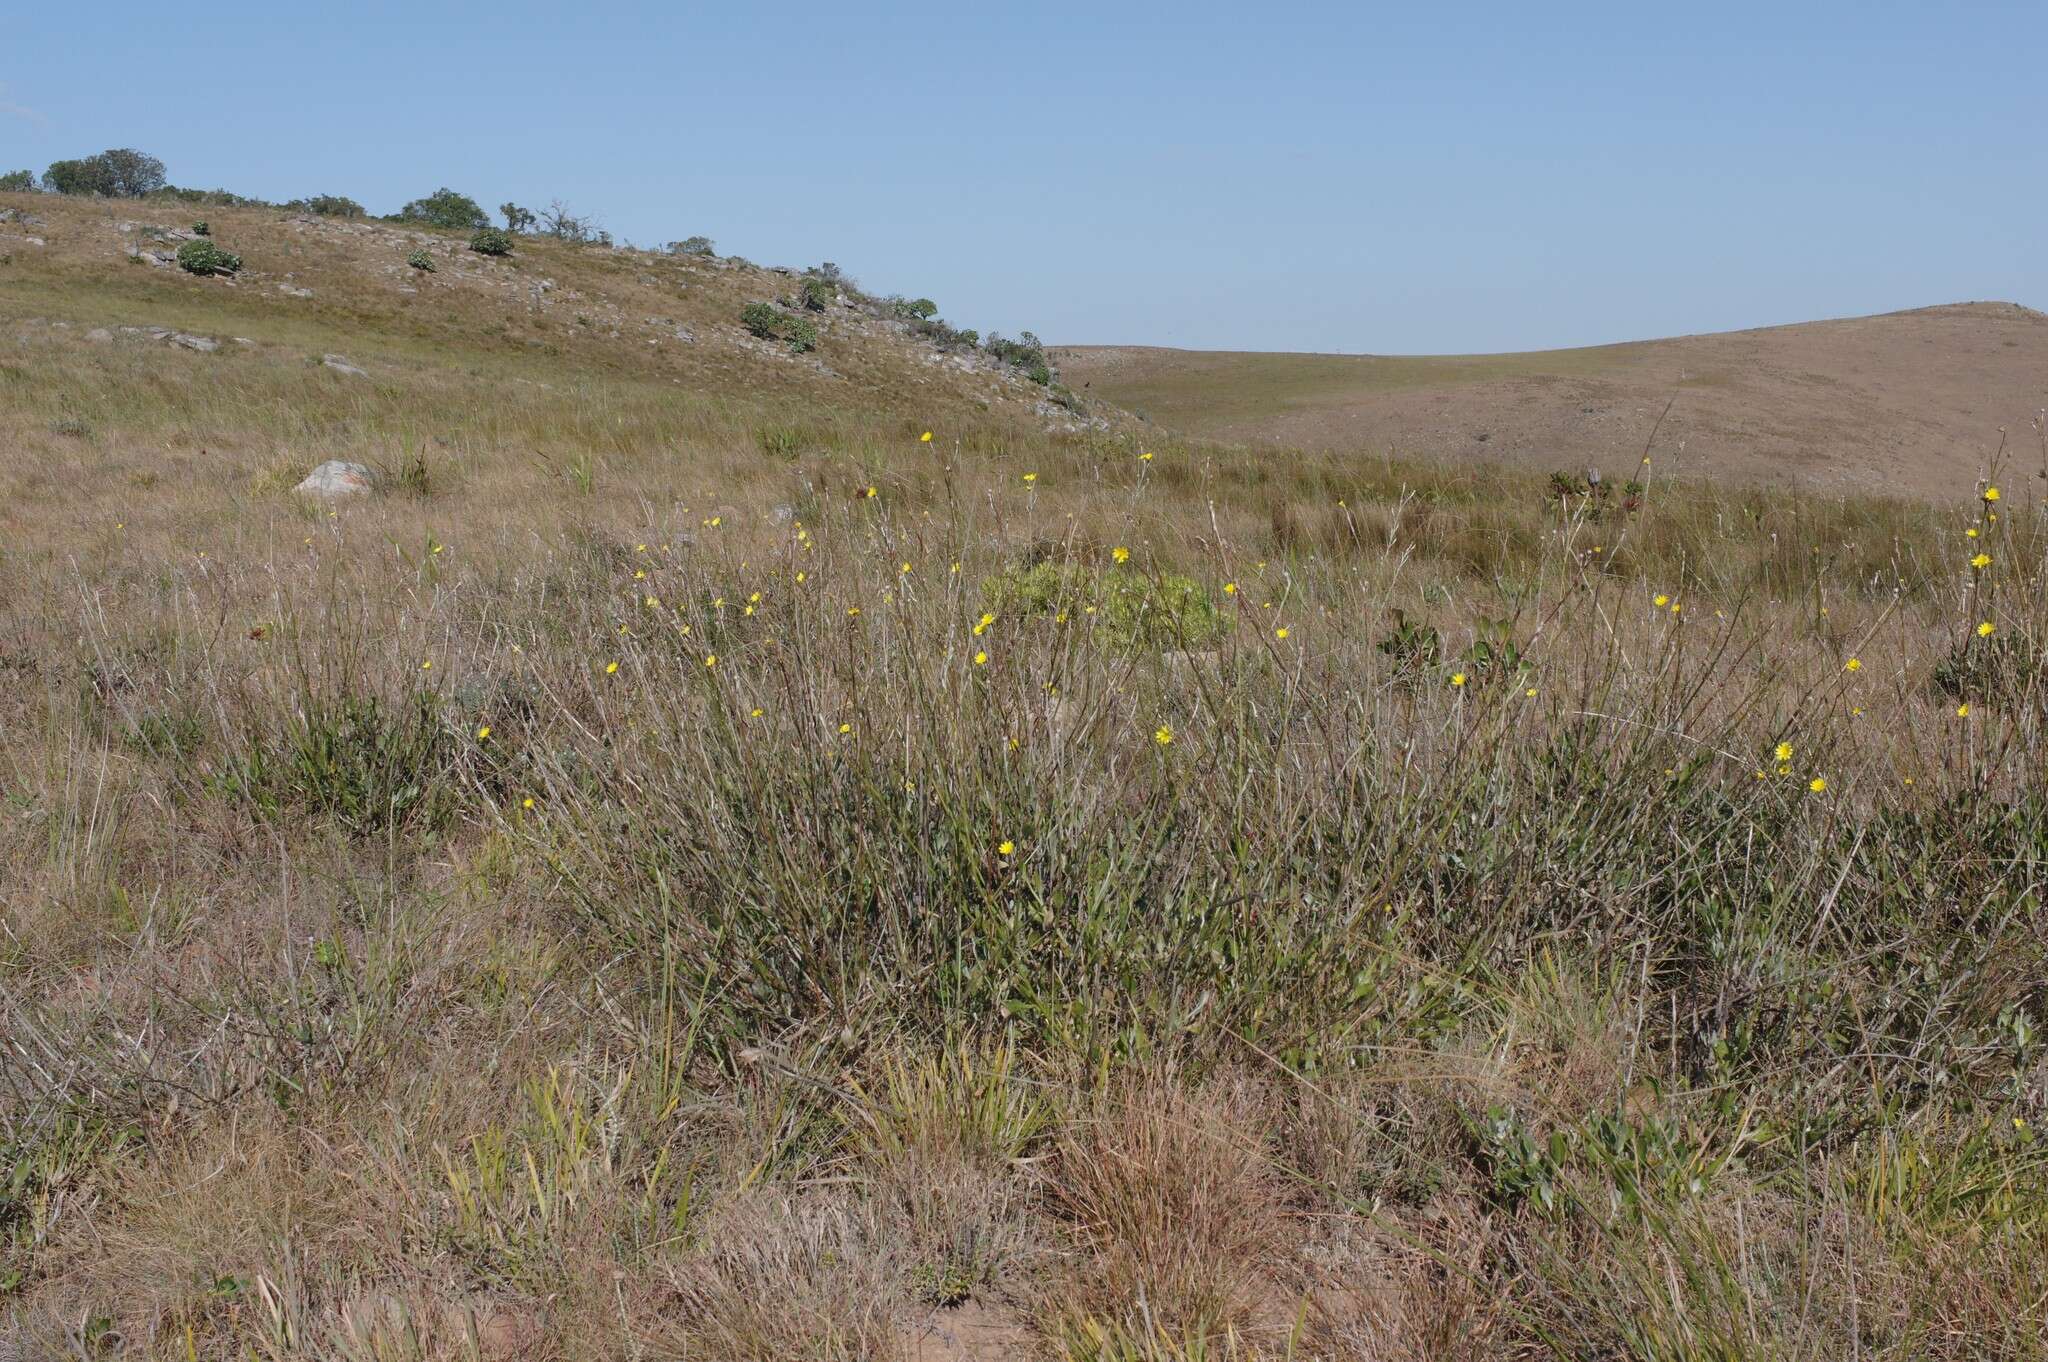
190, 220, 209, 236
798, 277, 833, 312
1376, 609, 1441, 682
406, 249, 436, 272
781, 316, 819, 354
982, 561, 1226, 650
397, 187, 490, 230
469, 227, 513, 257
174, 238, 241, 276
740, 302, 782, 340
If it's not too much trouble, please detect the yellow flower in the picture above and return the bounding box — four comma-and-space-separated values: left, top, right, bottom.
839, 722, 852, 734
1275, 626, 1290, 640
710, 516, 722, 527
521, 796, 535, 809
1524, 687, 1538, 698
796, 571, 807, 583
1957, 703, 1970, 717
1967, 527, 1980, 538
605, 661, 619, 674
1809, 777, 1827, 793
951, 562, 961, 573
1139, 451, 1154, 462
744, 604, 755, 616
704, 654, 717, 667
476, 725, 491, 740
920, 431, 933, 443
865, 486, 878, 499
1154, 725, 1174, 746
645, 595, 660, 607
1654, 594, 1669, 607
1113, 546, 1130, 563
848, 606, 862, 617
636, 543, 647, 553
750, 592, 762, 603
974, 651, 988, 665
420, 659, 432, 670
1775, 741, 1794, 763
1984, 486, 2000, 502
1022, 472, 1037, 483
750, 707, 764, 718
1670, 603, 1681, 615
1223, 582, 1237, 595
1978, 621, 1996, 637
1450, 672, 1467, 687
1844, 657, 1861, 671
997, 839, 1014, 856
1971, 553, 1992, 569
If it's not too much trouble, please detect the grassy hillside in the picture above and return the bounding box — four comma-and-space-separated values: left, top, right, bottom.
3, 189, 2048, 1359
1056, 303, 2048, 500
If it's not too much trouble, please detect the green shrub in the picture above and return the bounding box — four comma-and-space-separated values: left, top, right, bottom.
1, 169, 35, 192
798, 277, 833, 311
740, 301, 782, 340
469, 227, 513, 257
174, 238, 241, 276
982, 561, 1226, 650
782, 316, 819, 353
397, 187, 489, 231
406, 249, 436, 272
668, 235, 715, 257
287, 194, 365, 218
893, 297, 939, 320
190, 220, 209, 236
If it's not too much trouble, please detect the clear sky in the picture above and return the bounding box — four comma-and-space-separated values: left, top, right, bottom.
6, 2, 2043, 353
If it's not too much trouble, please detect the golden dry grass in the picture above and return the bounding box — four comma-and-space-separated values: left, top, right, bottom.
3, 188, 2048, 1359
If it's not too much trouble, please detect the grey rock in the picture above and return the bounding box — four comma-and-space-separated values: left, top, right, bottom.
278, 283, 314, 299
168, 333, 219, 353
84, 328, 113, 343
767, 503, 795, 525
294, 461, 377, 497
321, 354, 368, 377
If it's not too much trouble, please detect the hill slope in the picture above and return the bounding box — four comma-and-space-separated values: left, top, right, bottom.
1056, 303, 2048, 498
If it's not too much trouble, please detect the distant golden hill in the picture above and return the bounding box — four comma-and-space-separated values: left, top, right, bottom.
1056, 303, 2048, 499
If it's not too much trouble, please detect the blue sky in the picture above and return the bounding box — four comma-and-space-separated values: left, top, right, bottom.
6, 2, 2043, 353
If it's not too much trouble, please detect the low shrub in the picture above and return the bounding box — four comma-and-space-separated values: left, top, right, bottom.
406, 249, 436, 272
982, 560, 1226, 650
740, 301, 783, 340
782, 316, 819, 353
740, 302, 820, 353
469, 227, 513, 257
174, 238, 241, 276
190, 220, 209, 236
668, 235, 715, 256
0, 169, 34, 192
798, 277, 833, 311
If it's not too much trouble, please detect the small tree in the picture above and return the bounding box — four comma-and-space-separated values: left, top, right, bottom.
668, 236, 715, 257
397, 188, 490, 231
469, 228, 513, 257
740, 302, 782, 340
501, 202, 535, 233
538, 200, 605, 245
893, 297, 939, 320
0, 170, 33, 192
42, 149, 166, 197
